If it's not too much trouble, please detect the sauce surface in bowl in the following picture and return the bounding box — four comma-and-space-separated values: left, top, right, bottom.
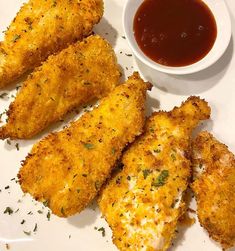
133, 0, 217, 67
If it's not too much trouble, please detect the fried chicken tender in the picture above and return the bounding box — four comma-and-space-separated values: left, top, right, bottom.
192, 132, 235, 250
0, 35, 120, 139
18, 73, 151, 217
0, 0, 103, 88
98, 97, 211, 251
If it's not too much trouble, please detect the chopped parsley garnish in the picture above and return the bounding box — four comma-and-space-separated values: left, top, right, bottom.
5, 186, 10, 190
33, 223, 38, 232
61, 207, 65, 215
4, 207, 13, 215
23, 231, 31, 236
83, 143, 94, 149
43, 200, 49, 207
47, 211, 51, 221
152, 170, 169, 187
142, 169, 151, 179
127, 176, 131, 181
15, 143, 19, 151
16, 85, 21, 91
95, 181, 100, 190
98, 227, 106, 237
37, 210, 43, 214
111, 148, 116, 154
21, 219, 25, 224
12, 34, 21, 43
0, 92, 8, 99
82, 174, 87, 177
153, 149, 161, 153
77, 189, 80, 193
171, 154, 176, 161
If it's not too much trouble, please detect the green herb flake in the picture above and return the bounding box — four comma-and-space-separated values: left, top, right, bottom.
152, 170, 169, 188
98, 227, 106, 237
43, 200, 49, 207
12, 34, 21, 43
142, 169, 151, 179
23, 231, 31, 236
4, 207, 13, 215
153, 149, 161, 153
0, 92, 8, 99
111, 148, 116, 154
37, 210, 43, 214
33, 223, 38, 232
77, 189, 80, 193
82, 174, 87, 177
21, 219, 25, 224
171, 154, 176, 161
15, 143, 19, 151
83, 143, 94, 150
61, 207, 65, 216
95, 181, 100, 190
47, 211, 51, 221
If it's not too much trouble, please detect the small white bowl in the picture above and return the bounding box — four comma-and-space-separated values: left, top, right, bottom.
123, 0, 231, 75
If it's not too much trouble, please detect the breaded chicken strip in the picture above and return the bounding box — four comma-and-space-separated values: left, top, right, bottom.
0, 0, 103, 88
98, 97, 211, 251
192, 132, 235, 250
18, 73, 151, 217
0, 35, 120, 139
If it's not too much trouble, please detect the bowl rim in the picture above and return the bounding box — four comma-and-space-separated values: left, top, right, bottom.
122, 0, 232, 75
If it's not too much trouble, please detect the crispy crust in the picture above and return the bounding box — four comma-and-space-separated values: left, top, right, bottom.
0, 0, 104, 88
18, 72, 150, 217
0, 35, 120, 139
98, 97, 211, 251
192, 131, 235, 250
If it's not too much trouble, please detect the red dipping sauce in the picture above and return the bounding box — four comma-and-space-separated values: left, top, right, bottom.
133, 0, 217, 67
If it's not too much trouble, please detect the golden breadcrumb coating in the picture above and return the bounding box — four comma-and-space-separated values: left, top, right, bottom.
99, 97, 211, 251
192, 131, 235, 250
18, 73, 151, 217
0, 0, 103, 88
0, 35, 120, 139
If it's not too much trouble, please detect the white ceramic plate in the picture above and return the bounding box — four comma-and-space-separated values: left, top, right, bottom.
0, 1, 235, 251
